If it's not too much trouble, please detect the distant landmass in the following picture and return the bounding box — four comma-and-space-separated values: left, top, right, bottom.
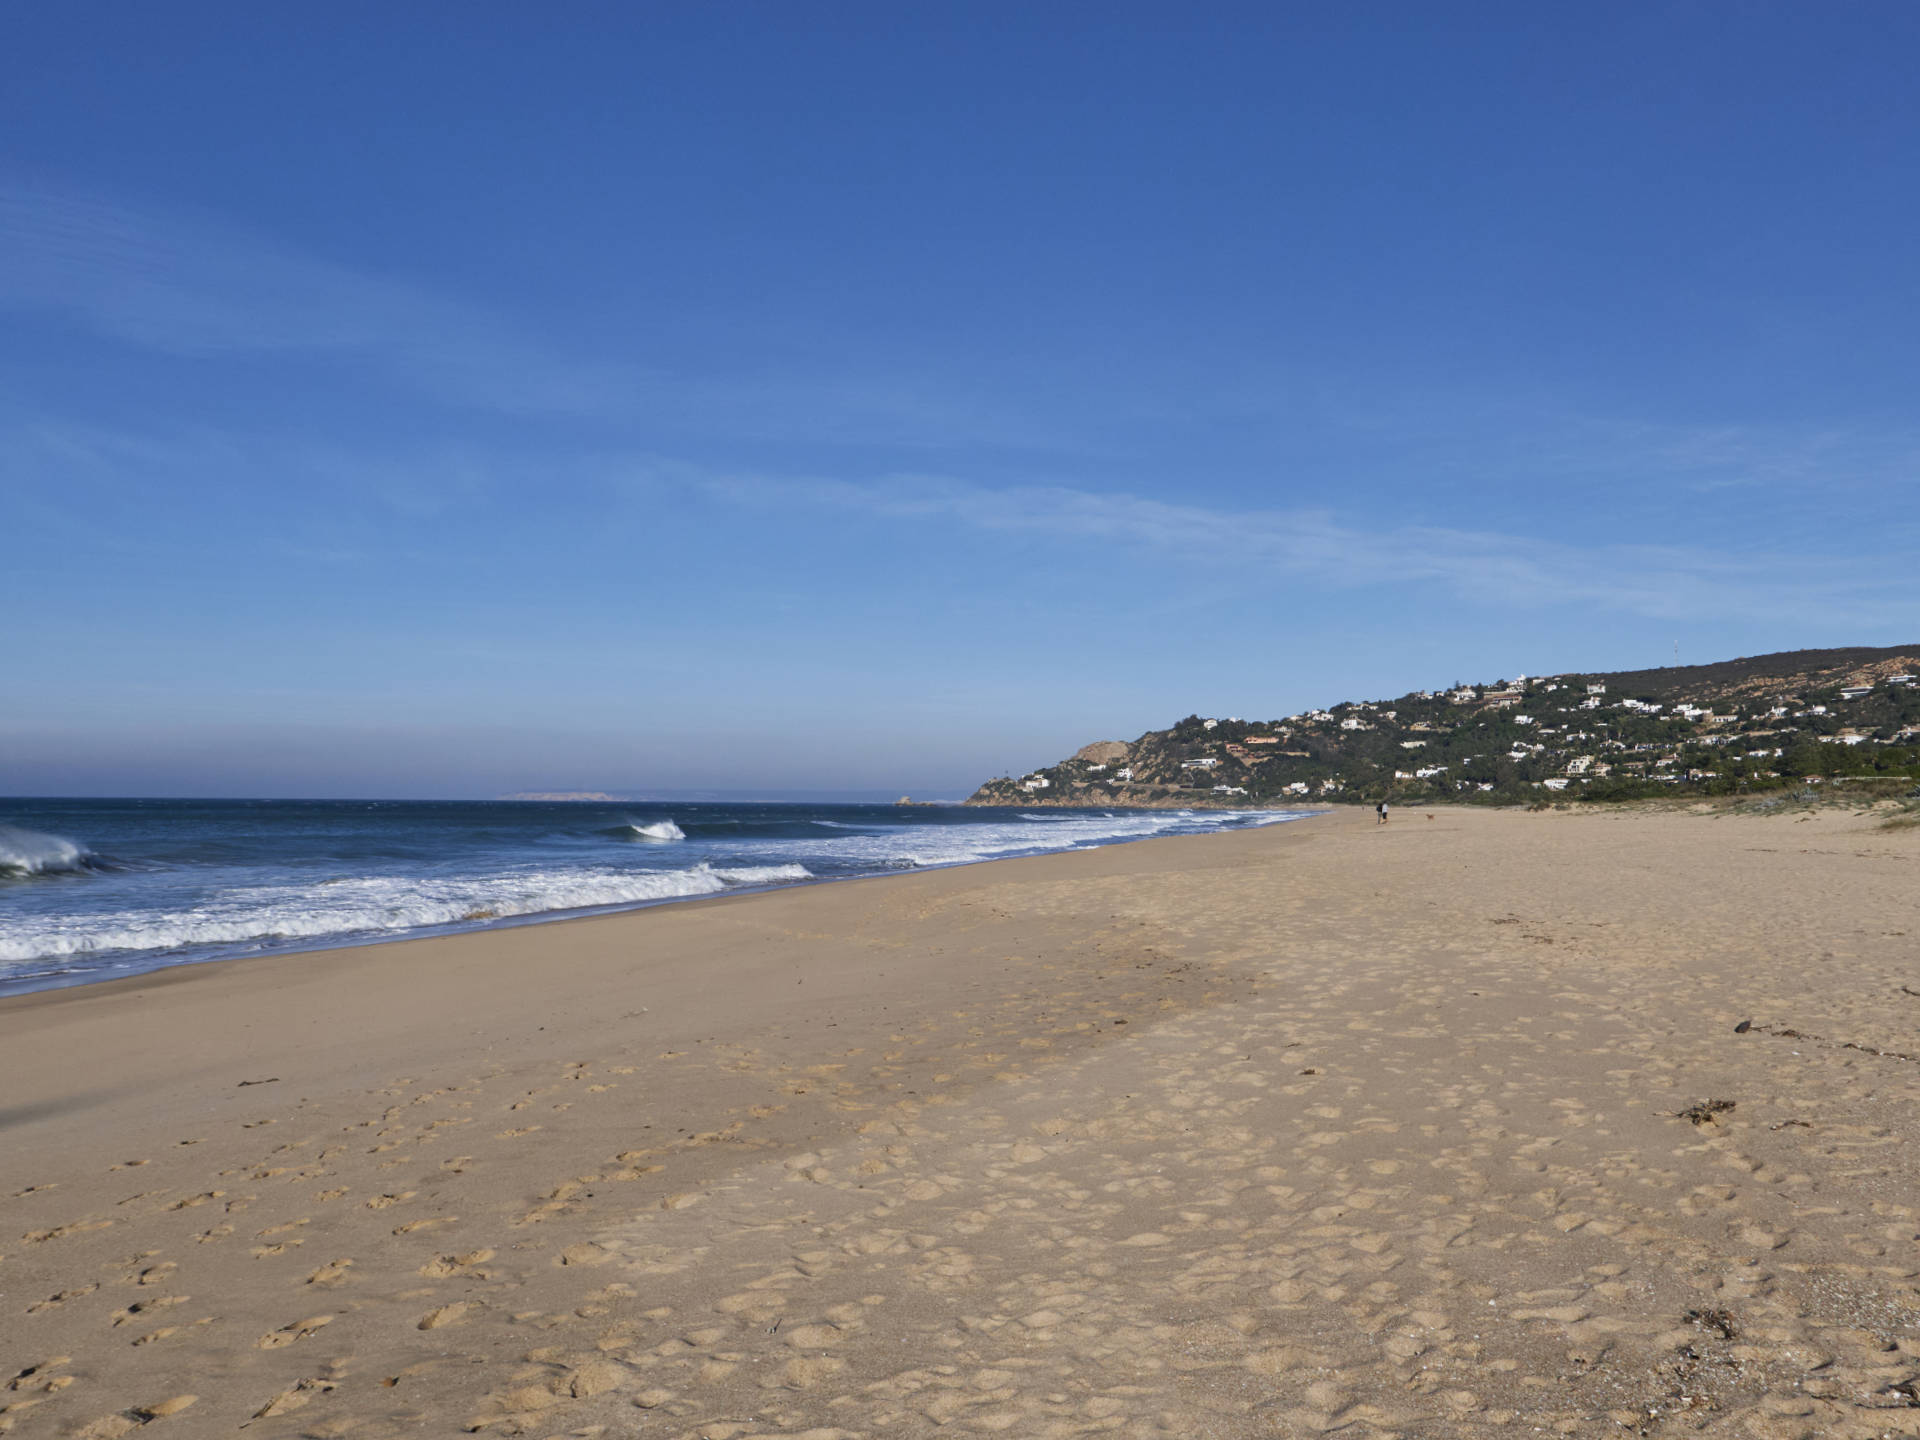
498, 789, 967, 805
969, 645, 1920, 808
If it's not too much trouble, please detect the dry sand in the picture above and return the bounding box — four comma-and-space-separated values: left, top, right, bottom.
3, 806, 1920, 1439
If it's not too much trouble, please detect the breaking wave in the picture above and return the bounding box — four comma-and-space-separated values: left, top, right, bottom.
710, 863, 812, 884
0, 825, 97, 877
626, 820, 686, 842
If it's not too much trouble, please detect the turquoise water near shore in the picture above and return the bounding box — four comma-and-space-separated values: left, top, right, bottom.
0, 799, 1312, 994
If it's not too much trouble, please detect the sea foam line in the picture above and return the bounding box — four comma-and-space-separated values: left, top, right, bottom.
0, 862, 812, 963
780, 808, 1310, 871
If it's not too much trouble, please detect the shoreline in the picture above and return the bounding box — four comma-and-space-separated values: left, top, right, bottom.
5, 806, 1919, 1438
0, 807, 1322, 1002
0, 815, 1307, 1020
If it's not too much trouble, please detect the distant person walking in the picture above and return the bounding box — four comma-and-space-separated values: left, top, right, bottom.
1376, 799, 1390, 825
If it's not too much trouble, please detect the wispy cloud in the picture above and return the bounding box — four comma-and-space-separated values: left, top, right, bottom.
0, 184, 1079, 451
1527, 414, 1920, 500
0, 184, 646, 415
7, 404, 1913, 632
1222, 379, 1920, 508
689, 467, 1916, 628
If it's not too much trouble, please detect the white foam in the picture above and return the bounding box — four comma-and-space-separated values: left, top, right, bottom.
628, 820, 686, 841
0, 861, 813, 964
775, 809, 1312, 872
0, 805, 1316, 981
710, 863, 812, 884
0, 825, 93, 875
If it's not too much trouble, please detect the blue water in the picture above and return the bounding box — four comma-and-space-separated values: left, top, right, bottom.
0, 798, 1313, 994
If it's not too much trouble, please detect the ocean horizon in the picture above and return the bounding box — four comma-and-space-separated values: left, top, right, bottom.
0, 797, 1314, 996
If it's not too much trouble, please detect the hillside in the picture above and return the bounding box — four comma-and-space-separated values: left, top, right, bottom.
967, 645, 1920, 808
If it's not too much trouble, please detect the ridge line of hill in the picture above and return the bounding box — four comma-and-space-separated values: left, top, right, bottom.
968, 644, 1920, 808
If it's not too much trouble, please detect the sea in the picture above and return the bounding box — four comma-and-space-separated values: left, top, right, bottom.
0, 798, 1313, 996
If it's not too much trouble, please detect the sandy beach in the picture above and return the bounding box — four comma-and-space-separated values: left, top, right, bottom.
4, 806, 1919, 1439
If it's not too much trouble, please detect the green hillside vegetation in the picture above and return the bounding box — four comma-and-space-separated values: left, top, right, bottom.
968, 645, 1920, 808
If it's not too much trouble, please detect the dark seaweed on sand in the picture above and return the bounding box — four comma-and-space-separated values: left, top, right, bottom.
1675, 1099, 1736, 1125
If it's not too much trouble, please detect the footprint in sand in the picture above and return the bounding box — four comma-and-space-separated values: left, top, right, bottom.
392, 1218, 460, 1241
27, 1284, 97, 1313
418, 1249, 494, 1278
303, 1258, 353, 1286
5, 1359, 74, 1389
76, 1396, 196, 1439
123, 1397, 198, 1436
257, 1314, 332, 1348
417, 1301, 473, 1330
109, 1297, 186, 1327
251, 1377, 337, 1418
23, 1219, 113, 1242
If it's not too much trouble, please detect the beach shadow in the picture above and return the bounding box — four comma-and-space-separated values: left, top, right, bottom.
0, 1089, 120, 1132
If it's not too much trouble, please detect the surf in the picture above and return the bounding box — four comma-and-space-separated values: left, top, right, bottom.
625, 820, 685, 842
0, 824, 97, 877
0, 861, 815, 964
0, 799, 1316, 993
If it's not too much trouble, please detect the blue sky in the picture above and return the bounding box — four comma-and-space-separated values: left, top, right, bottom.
4, 3, 1918, 798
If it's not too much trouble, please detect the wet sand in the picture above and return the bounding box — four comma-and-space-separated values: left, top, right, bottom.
3, 806, 1919, 1439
